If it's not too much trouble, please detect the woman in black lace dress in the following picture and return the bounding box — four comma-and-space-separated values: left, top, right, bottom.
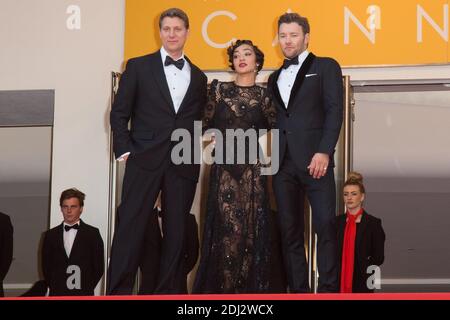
193, 40, 282, 293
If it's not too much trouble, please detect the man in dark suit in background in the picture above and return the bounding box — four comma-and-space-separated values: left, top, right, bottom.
138, 206, 199, 294
268, 12, 343, 293
42, 188, 104, 296
0, 212, 13, 297
108, 7, 207, 294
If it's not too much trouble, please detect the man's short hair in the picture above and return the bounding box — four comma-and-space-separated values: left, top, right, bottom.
159, 8, 189, 30
60, 188, 85, 207
278, 13, 310, 34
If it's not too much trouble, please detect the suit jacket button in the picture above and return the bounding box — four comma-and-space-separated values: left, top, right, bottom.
283, 130, 287, 135
286, 112, 290, 118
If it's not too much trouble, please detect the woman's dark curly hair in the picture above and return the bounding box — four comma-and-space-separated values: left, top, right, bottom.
227, 39, 264, 73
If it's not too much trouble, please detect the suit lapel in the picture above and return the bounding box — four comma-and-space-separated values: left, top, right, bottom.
148, 52, 176, 114
355, 211, 369, 252
270, 68, 284, 111
69, 220, 84, 260
56, 224, 69, 260
287, 52, 316, 111
177, 56, 197, 114
336, 215, 346, 257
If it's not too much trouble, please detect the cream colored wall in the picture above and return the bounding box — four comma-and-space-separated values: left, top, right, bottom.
0, 0, 125, 293
343, 64, 450, 81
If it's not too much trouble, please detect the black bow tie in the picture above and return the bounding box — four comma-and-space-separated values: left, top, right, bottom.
164, 56, 185, 70
64, 224, 79, 232
282, 56, 299, 69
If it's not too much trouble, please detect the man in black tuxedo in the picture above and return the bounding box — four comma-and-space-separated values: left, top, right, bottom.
107, 8, 207, 294
42, 188, 104, 296
0, 212, 13, 297
268, 13, 343, 293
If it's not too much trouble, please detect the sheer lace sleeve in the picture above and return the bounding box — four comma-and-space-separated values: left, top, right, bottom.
261, 88, 277, 130
203, 79, 220, 131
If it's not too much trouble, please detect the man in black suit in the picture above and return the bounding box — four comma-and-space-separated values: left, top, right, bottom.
138, 206, 199, 294
268, 13, 343, 293
42, 188, 104, 296
0, 212, 13, 297
107, 7, 207, 294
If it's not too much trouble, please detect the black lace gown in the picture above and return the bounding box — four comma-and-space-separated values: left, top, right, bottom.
193, 80, 277, 293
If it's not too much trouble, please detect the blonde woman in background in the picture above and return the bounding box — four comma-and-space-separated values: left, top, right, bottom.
337, 172, 385, 293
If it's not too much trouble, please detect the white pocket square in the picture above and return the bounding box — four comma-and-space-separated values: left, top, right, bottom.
305, 73, 317, 77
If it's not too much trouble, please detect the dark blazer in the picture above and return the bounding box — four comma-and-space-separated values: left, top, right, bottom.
267, 53, 343, 170
20, 280, 48, 297
42, 219, 104, 296
337, 211, 385, 293
0, 212, 13, 297
138, 208, 199, 294
110, 50, 208, 181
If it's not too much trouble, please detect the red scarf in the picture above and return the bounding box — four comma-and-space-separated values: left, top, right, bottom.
340, 208, 364, 293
